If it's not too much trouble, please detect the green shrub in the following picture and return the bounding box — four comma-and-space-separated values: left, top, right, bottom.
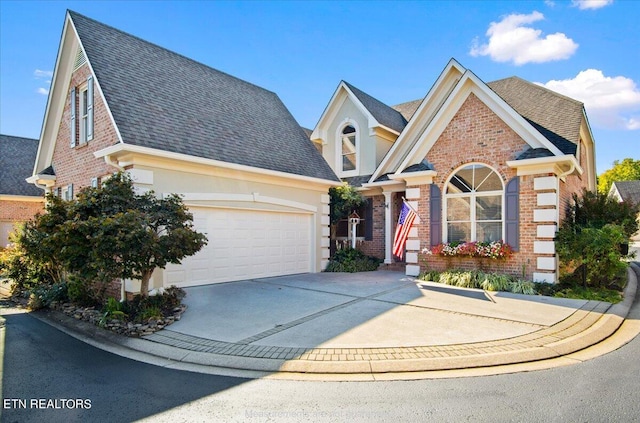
481, 273, 513, 292
136, 305, 163, 322
99, 297, 128, 326
324, 248, 382, 273
556, 223, 628, 288
510, 279, 536, 295
27, 282, 69, 310
419, 270, 441, 282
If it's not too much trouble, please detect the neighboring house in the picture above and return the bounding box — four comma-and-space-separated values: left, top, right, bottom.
0, 135, 45, 248
311, 59, 597, 283
28, 11, 340, 292
609, 180, 640, 248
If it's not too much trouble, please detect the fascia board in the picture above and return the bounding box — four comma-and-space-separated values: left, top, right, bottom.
506, 155, 583, 176
398, 71, 566, 173
94, 144, 343, 188
370, 59, 466, 182
0, 195, 45, 202
71, 18, 125, 146
340, 83, 381, 131
34, 14, 74, 176
310, 81, 345, 141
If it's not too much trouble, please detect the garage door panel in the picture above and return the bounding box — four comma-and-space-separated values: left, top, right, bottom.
165, 208, 312, 287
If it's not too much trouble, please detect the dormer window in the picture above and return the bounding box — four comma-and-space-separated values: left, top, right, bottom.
341, 124, 357, 172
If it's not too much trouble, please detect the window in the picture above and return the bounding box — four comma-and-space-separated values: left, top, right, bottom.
340, 125, 357, 172
80, 87, 89, 143
70, 76, 94, 147
445, 164, 503, 243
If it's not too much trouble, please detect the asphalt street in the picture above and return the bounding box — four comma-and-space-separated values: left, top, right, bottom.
2, 283, 639, 423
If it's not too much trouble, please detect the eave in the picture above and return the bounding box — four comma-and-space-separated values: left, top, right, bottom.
94, 144, 342, 191
506, 155, 583, 178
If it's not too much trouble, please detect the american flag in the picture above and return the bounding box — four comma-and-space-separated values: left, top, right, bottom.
392, 201, 417, 259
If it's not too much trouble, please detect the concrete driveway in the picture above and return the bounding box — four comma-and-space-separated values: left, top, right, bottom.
167, 271, 588, 349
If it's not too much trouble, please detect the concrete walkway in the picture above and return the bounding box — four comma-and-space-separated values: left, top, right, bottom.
21, 263, 640, 380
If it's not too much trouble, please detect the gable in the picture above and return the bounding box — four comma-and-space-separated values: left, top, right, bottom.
425, 93, 529, 176
35, 11, 338, 185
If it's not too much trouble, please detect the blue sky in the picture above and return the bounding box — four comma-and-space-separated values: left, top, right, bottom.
1, 0, 638, 174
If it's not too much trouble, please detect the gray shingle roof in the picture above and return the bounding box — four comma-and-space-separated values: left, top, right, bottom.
487, 77, 583, 156
516, 147, 555, 160
612, 180, 640, 206
342, 82, 408, 133
69, 11, 338, 182
392, 99, 422, 121
342, 174, 374, 187
0, 134, 43, 197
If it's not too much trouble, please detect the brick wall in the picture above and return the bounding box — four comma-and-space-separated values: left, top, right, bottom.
409, 93, 550, 281
359, 194, 386, 259
0, 199, 44, 221
51, 64, 120, 194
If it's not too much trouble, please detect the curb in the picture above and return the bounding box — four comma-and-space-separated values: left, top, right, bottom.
14, 263, 640, 381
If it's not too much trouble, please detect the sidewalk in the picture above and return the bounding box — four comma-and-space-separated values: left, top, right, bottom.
13, 263, 640, 381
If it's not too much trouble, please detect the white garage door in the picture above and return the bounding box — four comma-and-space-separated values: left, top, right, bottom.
164, 207, 312, 287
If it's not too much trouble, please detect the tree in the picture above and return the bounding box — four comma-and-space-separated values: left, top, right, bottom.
569, 189, 639, 239
67, 173, 208, 297
329, 183, 366, 225
597, 158, 640, 194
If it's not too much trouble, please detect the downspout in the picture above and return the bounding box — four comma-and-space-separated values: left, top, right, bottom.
555, 161, 577, 283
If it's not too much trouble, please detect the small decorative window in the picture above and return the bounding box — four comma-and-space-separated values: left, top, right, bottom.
445, 164, 503, 243
341, 125, 357, 172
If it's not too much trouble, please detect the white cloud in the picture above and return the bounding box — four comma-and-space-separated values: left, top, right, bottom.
34, 69, 53, 79
470, 11, 578, 65
544, 0, 556, 7
538, 69, 640, 130
572, 0, 613, 10
37, 87, 49, 95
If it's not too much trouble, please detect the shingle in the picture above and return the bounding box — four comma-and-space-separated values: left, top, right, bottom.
342, 82, 408, 133
516, 147, 555, 160
0, 134, 43, 197
613, 180, 640, 206
487, 77, 583, 155
392, 99, 422, 121
69, 11, 339, 182
342, 175, 373, 187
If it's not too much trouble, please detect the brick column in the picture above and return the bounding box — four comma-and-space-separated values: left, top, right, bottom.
532, 176, 558, 283
404, 186, 422, 277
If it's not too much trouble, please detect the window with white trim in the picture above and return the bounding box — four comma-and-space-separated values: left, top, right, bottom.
340, 125, 357, 172
70, 75, 94, 147
444, 164, 503, 243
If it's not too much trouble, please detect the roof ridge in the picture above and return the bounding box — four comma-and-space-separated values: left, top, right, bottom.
67, 10, 279, 97
0, 134, 39, 142
488, 75, 584, 107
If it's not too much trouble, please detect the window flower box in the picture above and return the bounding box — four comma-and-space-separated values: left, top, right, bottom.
423, 240, 513, 260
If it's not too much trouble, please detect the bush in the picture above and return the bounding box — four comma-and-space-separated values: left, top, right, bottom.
510, 279, 536, 295
324, 248, 382, 273
27, 282, 69, 310
419, 270, 441, 282
480, 273, 512, 292
556, 224, 628, 288
126, 286, 187, 322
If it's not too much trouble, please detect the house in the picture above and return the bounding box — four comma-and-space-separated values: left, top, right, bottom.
0, 135, 45, 247
28, 11, 340, 292
311, 59, 596, 283
609, 180, 640, 250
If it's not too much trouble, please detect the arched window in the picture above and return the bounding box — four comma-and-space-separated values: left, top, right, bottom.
445, 164, 503, 243
340, 125, 357, 172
